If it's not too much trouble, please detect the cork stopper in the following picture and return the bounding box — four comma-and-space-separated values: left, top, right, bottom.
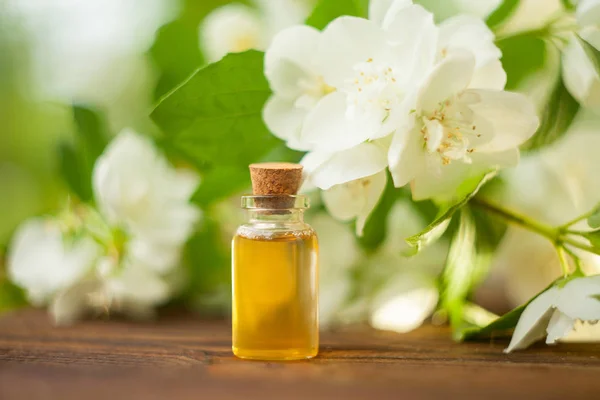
249, 162, 303, 209
249, 162, 303, 195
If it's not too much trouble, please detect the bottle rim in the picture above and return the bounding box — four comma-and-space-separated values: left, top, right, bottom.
241, 195, 309, 210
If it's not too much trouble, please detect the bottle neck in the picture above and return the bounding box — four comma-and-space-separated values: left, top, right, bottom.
245, 209, 305, 224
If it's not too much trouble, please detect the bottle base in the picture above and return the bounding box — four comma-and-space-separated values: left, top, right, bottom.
232, 346, 318, 361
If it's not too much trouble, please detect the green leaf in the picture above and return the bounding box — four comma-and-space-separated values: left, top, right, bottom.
150, 19, 205, 100
405, 171, 497, 254
576, 35, 600, 78
306, 0, 369, 30
148, 0, 252, 99
442, 208, 478, 330
585, 230, 600, 249
357, 172, 404, 252
460, 278, 563, 341
486, 0, 520, 30
470, 205, 507, 285
497, 33, 551, 91
192, 166, 251, 207
151, 50, 280, 170
522, 75, 579, 151
444, 207, 508, 340
58, 106, 109, 202
588, 205, 600, 228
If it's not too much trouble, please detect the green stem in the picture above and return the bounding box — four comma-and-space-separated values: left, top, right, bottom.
471, 198, 600, 257
563, 246, 585, 276
556, 246, 571, 277
560, 209, 598, 230
470, 198, 557, 240
495, 27, 547, 43
560, 236, 600, 256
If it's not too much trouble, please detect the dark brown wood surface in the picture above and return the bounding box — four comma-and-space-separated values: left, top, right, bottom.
0, 309, 599, 400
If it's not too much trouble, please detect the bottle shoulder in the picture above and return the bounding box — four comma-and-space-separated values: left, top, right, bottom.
235, 222, 315, 241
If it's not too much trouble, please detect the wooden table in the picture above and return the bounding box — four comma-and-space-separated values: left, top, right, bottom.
0, 309, 598, 399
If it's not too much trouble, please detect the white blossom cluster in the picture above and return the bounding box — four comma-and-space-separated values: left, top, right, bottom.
7, 131, 200, 324
263, 0, 540, 235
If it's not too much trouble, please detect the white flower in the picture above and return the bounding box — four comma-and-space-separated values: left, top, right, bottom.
199, 0, 310, 63
370, 273, 439, 333
562, 0, 600, 114
7, 218, 100, 306
9, 129, 200, 324
322, 172, 387, 237
436, 15, 506, 90
388, 50, 539, 200
301, 142, 389, 235
299, 15, 423, 152
505, 275, 600, 352
93, 129, 200, 274
263, 25, 332, 150
576, 0, 600, 31
50, 259, 171, 325
200, 4, 263, 62
374, 0, 506, 90
269, 1, 517, 216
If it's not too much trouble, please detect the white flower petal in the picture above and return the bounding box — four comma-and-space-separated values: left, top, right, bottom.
322, 170, 387, 236
439, 15, 502, 69
265, 25, 321, 97
370, 285, 438, 333
309, 142, 388, 190
369, 0, 405, 26
199, 4, 263, 62
7, 218, 99, 305
556, 276, 600, 321
576, 0, 600, 27
263, 95, 310, 150
467, 89, 540, 153
265, 57, 313, 99
410, 161, 468, 201
545, 310, 575, 344
562, 33, 600, 114
93, 129, 200, 251
505, 287, 560, 353
128, 238, 181, 275
256, 0, 312, 37
266, 25, 320, 73
388, 120, 422, 188
424, 119, 444, 153
469, 59, 507, 90
382, 4, 438, 84
107, 263, 170, 306
417, 50, 475, 114
317, 16, 390, 88
301, 92, 379, 152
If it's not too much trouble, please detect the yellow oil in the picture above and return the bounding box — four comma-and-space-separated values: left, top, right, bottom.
232, 229, 318, 360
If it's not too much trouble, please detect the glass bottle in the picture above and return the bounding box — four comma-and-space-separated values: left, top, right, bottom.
232, 195, 319, 360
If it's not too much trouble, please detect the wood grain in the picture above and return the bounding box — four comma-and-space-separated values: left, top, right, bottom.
0, 309, 598, 399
